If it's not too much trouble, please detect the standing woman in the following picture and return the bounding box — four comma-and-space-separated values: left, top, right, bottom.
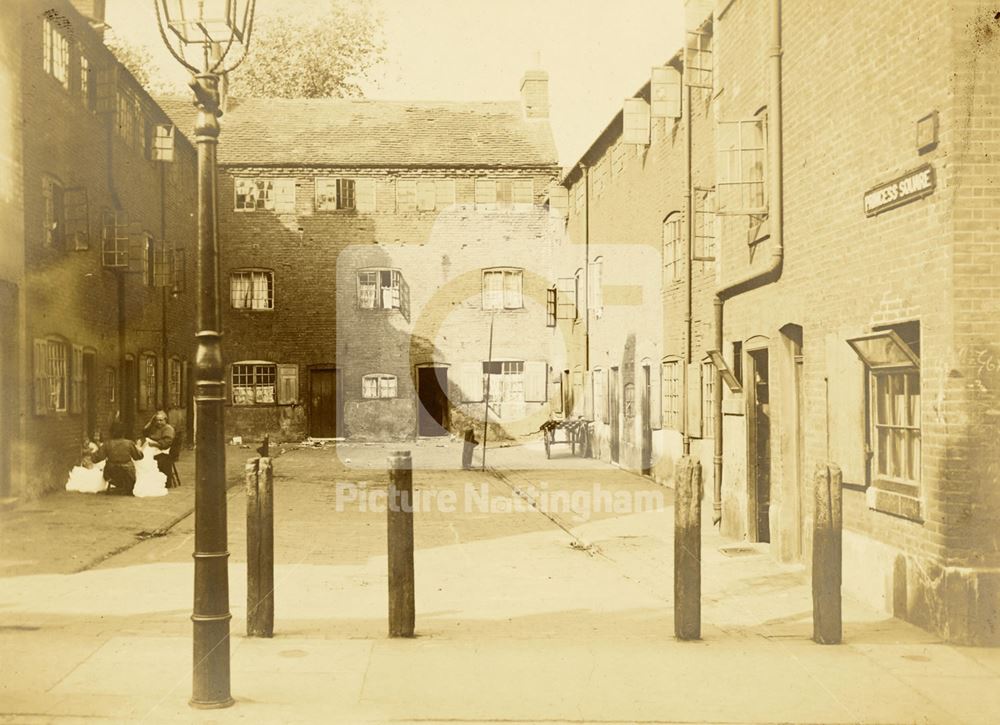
93, 421, 143, 495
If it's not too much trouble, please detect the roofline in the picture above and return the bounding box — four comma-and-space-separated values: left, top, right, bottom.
561, 40, 693, 188
217, 162, 562, 171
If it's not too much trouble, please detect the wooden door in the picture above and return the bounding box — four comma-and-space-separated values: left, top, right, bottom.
641, 365, 652, 475
748, 349, 771, 543
609, 367, 620, 464
418, 366, 449, 437
309, 368, 340, 438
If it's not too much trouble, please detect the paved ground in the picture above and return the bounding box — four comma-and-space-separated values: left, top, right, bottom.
2, 439, 1000, 724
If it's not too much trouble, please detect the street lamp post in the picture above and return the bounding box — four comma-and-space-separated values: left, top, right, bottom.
154, 0, 256, 709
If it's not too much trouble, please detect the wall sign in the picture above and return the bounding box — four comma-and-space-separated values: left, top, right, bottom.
864, 164, 935, 217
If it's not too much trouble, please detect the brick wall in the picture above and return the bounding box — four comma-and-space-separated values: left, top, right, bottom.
18, 0, 197, 498
217, 165, 560, 441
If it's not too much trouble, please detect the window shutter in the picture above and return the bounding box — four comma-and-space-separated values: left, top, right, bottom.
277, 363, 298, 404
600, 368, 610, 423
399, 275, 410, 323
396, 178, 417, 212
687, 361, 702, 437
315, 178, 337, 210
524, 361, 547, 402
475, 179, 497, 209
546, 287, 556, 327
416, 180, 436, 211
623, 98, 651, 146
650, 66, 682, 119
460, 362, 484, 402
435, 179, 456, 208
355, 178, 376, 212
512, 178, 533, 209
126, 225, 145, 275
33, 339, 48, 415
556, 278, 576, 319
583, 371, 594, 419
547, 185, 568, 219
63, 187, 89, 250
549, 373, 563, 414
827, 330, 868, 485
70, 345, 84, 414
273, 178, 296, 212
651, 363, 663, 429
95, 63, 116, 114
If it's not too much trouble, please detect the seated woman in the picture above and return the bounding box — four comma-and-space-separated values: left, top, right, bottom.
142, 410, 175, 480
92, 422, 143, 496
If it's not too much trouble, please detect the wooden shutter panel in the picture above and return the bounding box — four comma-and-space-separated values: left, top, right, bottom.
687, 361, 703, 438
70, 345, 84, 414
277, 364, 299, 404
399, 275, 410, 323
416, 180, 436, 211
396, 178, 417, 212
524, 361, 547, 402
33, 339, 48, 415
273, 179, 296, 212
435, 179, 456, 208
583, 371, 594, 419
623, 98, 651, 145
650, 66, 682, 119
355, 178, 376, 212
460, 362, 483, 402
549, 373, 563, 414
651, 363, 663, 429
548, 185, 568, 219
827, 330, 868, 484
63, 187, 90, 250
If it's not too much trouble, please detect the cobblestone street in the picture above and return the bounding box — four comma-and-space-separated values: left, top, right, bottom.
3, 442, 1000, 723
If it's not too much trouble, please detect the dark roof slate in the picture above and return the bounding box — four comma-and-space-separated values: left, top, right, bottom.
156, 96, 558, 168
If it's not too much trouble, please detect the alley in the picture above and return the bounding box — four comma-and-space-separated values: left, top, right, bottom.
3, 443, 1000, 723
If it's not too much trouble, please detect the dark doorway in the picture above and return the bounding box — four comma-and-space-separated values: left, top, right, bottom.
417, 366, 449, 436
83, 352, 97, 439
641, 364, 653, 475
609, 367, 620, 464
309, 367, 340, 438
748, 348, 771, 543
0, 281, 15, 497
122, 354, 137, 436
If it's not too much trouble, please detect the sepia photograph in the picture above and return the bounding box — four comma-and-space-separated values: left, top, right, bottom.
1, 0, 1000, 722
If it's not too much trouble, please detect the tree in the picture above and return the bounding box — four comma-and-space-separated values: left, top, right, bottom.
227, 1, 384, 99
105, 35, 178, 96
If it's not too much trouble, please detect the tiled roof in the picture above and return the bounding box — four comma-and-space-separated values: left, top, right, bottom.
156, 96, 558, 168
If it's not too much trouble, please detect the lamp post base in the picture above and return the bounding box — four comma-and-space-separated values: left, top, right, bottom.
189, 697, 235, 710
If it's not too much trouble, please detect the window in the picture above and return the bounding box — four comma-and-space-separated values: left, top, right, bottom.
231, 362, 277, 405
483, 361, 524, 403
482, 268, 523, 310
593, 368, 607, 423
33, 338, 69, 414
475, 178, 532, 211
230, 270, 274, 310
152, 124, 174, 161
139, 353, 157, 411
589, 258, 603, 315
848, 323, 921, 488
694, 187, 716, 264
556, 277, 577, 320
732, 341, 743, 386
141, 233, 155, 287
357, 269, 402, 310
623, 383, 635, 419
717, 119, 766, 213
663, 213, 682, 282
546, 287, 557, 327
153, 239, 174, 288
685, 30, 713, 89
79, 52, 93, 107
63, 187, 89, 250
168, 357, 183, 408
396, 177, 454, 212
42, 14, 70, 89
362, 374, 398, 399
102, 209, 129, 268
702, 360, 715, 437
116, 91, 139, 147
42, 176, 63, 247
172, 247, 187, 293
235, 178, 295, 212
662, 359, 681, 430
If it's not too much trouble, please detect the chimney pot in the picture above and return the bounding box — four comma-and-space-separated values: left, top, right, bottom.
521, 69, 549, 120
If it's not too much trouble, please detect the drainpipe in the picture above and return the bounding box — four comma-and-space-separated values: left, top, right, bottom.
683, 77, 694, 456
581, 163, 590, 372
712, 0, 784, 525
160, 163, 169, 410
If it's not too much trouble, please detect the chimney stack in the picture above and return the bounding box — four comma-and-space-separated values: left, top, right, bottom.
521, 69, 549, 120
68, 0, 107, 38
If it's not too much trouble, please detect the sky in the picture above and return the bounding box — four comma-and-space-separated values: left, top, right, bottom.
106, 0, 685, 167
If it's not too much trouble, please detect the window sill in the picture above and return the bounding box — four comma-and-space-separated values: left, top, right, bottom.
867, 481, 922, 523
230, 307, 275, 312
483, 307, 527, 314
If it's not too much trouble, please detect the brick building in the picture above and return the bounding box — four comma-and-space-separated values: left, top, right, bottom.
555, 0, 1000, 643
160, 75, 561, 442
3, 0, 198, 500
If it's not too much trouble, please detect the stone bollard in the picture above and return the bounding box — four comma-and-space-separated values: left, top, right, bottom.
461, 428, 478, 470
674, 456, 702, 640
812, 462, 843, 644
246, 457, 275, 638
388, 450, 415, 637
